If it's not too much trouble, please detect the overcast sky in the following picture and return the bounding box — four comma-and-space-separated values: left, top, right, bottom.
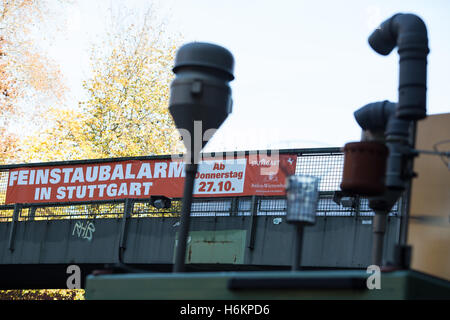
47, 0, 450, 153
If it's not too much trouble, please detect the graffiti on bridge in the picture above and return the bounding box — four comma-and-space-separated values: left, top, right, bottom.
72, 220, 95, 241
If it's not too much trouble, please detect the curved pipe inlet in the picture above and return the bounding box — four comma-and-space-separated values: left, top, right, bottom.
368, 13, 429, 121
354, 100, 411, 138
354, 100, 396, 133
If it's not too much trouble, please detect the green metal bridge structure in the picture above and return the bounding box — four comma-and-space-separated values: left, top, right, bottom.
0, 147, 410, 292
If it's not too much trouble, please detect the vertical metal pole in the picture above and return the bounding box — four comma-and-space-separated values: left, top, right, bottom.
398, 122, 417, 245
372, 210, 388, 266
398, 178, 412, 246
119, 198, 133, 263
247, 195, 258, 250
392, 122, 417, 269
397, 189, 412, 246
230, 197, 239, 216
291, 223, 304, 271
173, 163, 198, 273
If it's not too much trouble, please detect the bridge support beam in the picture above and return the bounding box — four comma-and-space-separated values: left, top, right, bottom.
118, 199, 134, 262
8, 204, 22, 252
247, 195, 258, 250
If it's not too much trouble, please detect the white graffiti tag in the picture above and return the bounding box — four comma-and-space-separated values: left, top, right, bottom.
72, 221, 95, 241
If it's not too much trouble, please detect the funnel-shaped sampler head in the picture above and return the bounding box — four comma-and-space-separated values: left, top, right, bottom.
340, 141, 389, 196
169, 42, 235, 155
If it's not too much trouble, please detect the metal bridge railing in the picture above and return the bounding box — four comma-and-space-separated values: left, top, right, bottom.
0, 148, 401, 221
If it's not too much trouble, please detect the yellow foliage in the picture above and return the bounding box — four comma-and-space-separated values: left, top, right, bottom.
17, 9, 184, 163
1, 1, 68, 163
0, 289, 85, 300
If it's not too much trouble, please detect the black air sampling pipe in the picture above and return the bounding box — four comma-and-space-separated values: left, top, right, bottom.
368, 13, 429, 121
352, 100, 412, 266
369, 14, 429, 263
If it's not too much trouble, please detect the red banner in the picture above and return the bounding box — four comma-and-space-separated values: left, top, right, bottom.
5, 154, 297, 204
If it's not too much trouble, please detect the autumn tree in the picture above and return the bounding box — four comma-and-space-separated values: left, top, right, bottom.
82, 12, 182, 158
0, 0, 67, 163
19, 7, 183, 162
0, 34, 18, 162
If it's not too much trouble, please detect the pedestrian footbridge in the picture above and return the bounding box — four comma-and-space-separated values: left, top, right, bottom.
0, 148, 403, 289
